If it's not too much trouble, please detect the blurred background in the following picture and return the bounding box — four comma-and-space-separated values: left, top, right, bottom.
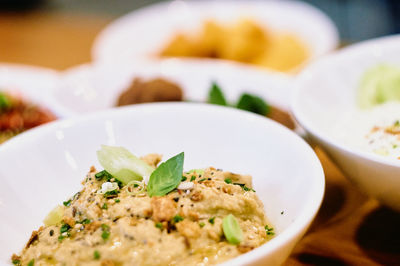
1, 0, 399, 69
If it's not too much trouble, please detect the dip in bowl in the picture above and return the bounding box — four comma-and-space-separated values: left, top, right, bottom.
0, 103, 324, 265
292, 35, 400, 211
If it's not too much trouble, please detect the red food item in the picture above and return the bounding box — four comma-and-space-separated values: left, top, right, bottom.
0, 92, 56, 142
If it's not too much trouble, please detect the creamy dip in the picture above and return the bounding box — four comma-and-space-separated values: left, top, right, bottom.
334, 102, 400, 160
13, 154, 272, 266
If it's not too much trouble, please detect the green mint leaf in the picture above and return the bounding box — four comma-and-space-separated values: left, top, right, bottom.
236, 93, 270, 116
147, 152, 184, 197
208, 82, 227, 106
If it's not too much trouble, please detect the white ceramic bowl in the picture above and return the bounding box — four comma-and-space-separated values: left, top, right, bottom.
0, 63, 67, 118
92, 0, 338, 70
292, 35, 400, 211
55, 59, 292, 115
0, 103, 324, 265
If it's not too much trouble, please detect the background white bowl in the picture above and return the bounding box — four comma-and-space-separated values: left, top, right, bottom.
0, 103, 324, 265
292, 35, 400, 211
55, 59, 292, 115
0, 63, 68, 118
91, 0, 339, 70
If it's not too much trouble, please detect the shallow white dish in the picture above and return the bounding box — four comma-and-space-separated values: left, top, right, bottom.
0, 63, 67, 118
55, 59, 292, 115
292, 34, 400, 211
92, 0, 338, 70
0, 103, 324, 265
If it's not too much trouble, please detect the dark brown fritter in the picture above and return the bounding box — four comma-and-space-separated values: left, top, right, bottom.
116, 78, 183, 106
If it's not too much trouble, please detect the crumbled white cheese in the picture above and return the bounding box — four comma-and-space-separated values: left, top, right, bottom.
178, 181, 194, 190
97, 182, 119, 194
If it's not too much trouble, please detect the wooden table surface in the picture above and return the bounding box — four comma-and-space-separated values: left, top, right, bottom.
1, 10, 400, 266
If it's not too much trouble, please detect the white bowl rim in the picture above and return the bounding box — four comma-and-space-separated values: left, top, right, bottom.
0, 102, 325, 265
292, 34, 400, 169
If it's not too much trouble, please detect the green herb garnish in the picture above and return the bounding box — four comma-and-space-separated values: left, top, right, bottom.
224, 178, 232, 184
181, 176, 187, 182
208, 82, 227, 106
187, 169, 205, 175
155, 222, 163, 229
234, 183, 255, 192
79, 219, 91, 224
115, 199, 120, 203
93, 250, 101, 260
103, 190, 119, 198
198, 178, 206, 182
27, 259, 34, 266
147, 152, 184, 197
63, 200, 71, 207
222, 214, 243, 245
0, 92, 11, 110
60, 223, 71, 234
236, 93, 270, 116
199, 222, 205, 228
208, 217, 215, 224
95, 170, 113, 181
97, 145, 155, 185
101, 224, 110, 240
190, 176, 196, 181
172, 215, 184, 223
265, 225, 275, 235
101, 203, 108, 210
12, 259, 20, 265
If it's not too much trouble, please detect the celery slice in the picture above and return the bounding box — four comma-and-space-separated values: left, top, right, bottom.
222, 214, 243, 245
96, 145, 155, 185
43, 205, 64, 226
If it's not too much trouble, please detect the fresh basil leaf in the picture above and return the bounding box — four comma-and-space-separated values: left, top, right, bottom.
208, 82, 227, 106
236, 93, 270, 116
147, 152, 184, 197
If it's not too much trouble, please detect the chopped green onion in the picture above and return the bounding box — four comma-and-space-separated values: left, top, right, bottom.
63, 200, 71, 207
222, 214, 243, 245
224, 178, 232, 184
181, 176, 187, 181
190, 176, 196, 181
265, 225, 275, 235
101, 203, 108, 210
155, 222, 163, 229
172, 215, 184, 223
101, 224, 110, 240
60, 223, 71, 234
208, 217, 215, 224
187, 169, 205, 175
199, 222, 205, 228
27, 259, 34, 266
97, 145, 155, 185
80, 219, 91, 224
43, 205, 64, 226
93, 250, 101, 260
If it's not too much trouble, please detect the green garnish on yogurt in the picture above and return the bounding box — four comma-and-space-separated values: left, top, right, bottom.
358, 64, 400, 109
222, 214, 243, 245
